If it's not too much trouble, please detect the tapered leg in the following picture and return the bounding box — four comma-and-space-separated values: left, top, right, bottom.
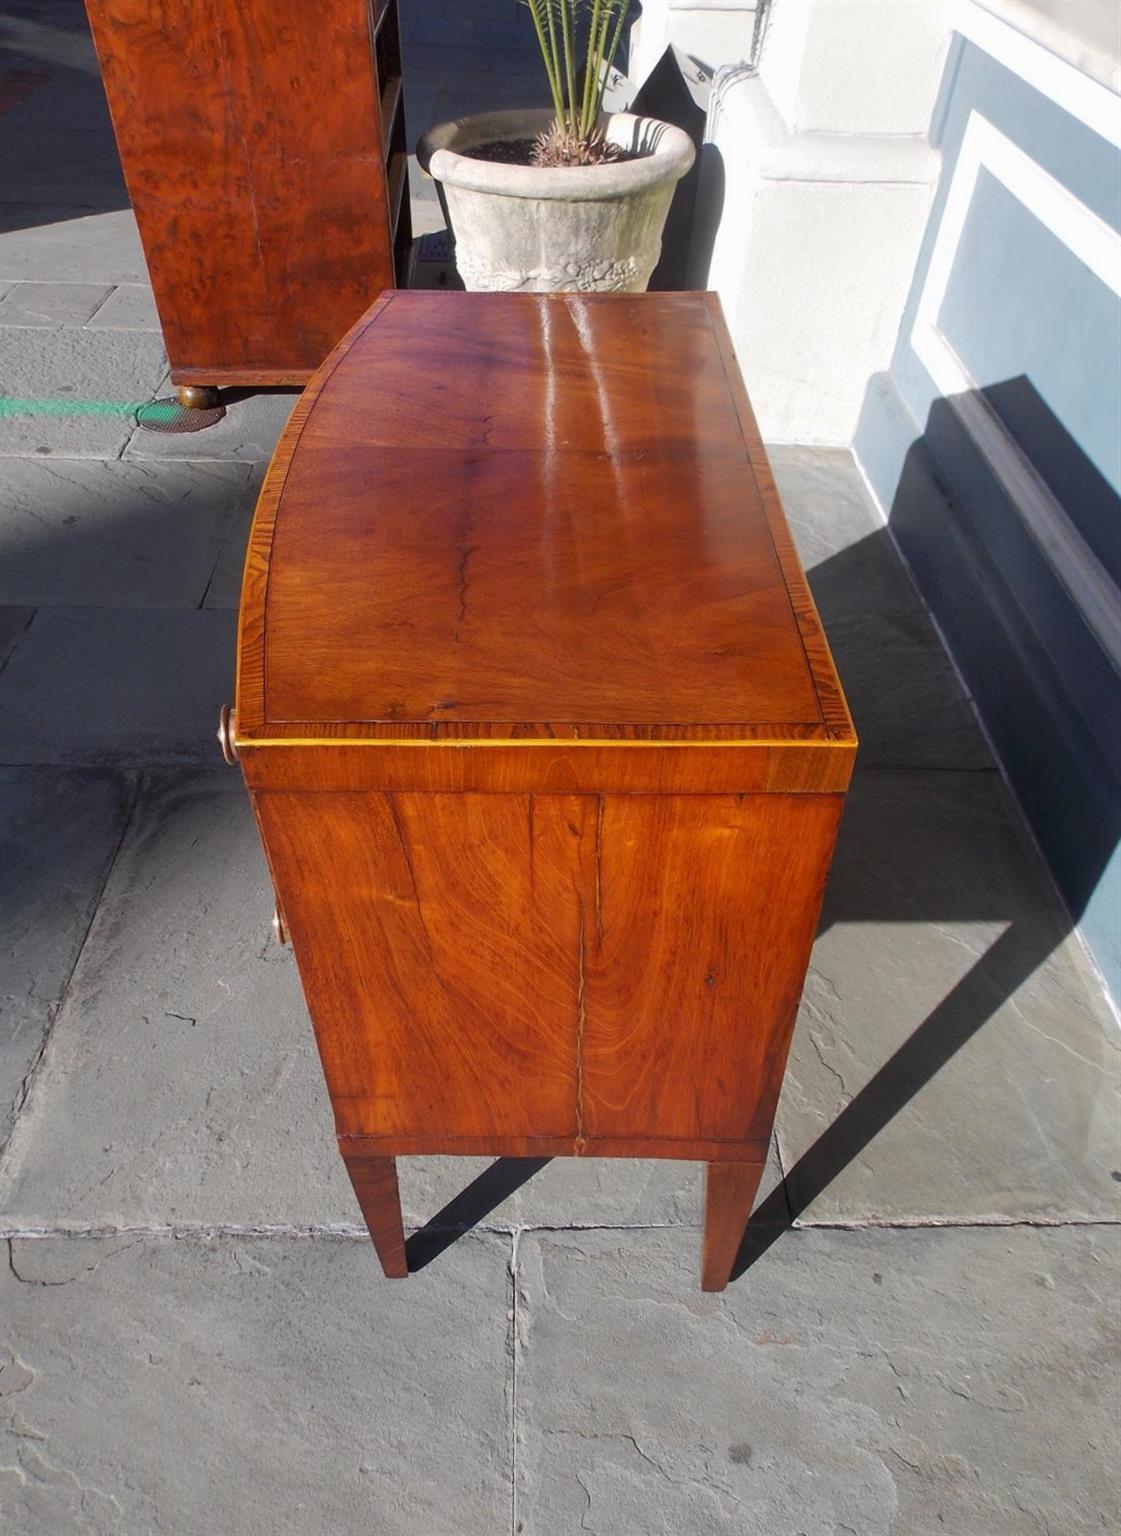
343, 1154, 408, 1278
702, 1160, 766, 1292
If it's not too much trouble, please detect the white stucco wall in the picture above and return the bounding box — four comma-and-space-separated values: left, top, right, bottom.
694, 0, 955, 442
702, 60, 939, 443
765, 0, 957, 134
631, 0, 1118, 445
629, 0, 756, 84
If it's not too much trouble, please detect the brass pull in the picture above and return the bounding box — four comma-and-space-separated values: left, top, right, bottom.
272, 906, 289, 947
217, 704, 238, 765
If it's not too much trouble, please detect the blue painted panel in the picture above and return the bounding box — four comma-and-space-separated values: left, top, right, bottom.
891, 36, 1121, 432
934, 41, 1121, 226
862, 381, 1121, 998
937, 167, 1121, 581
920, 380, 1121, 784
856, 29, 1121, 1001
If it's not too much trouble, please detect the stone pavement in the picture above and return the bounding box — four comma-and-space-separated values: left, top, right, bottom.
1, 3, 1119, 1533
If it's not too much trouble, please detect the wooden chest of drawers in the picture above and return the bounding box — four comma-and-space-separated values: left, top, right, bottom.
228, 290, 856, 1290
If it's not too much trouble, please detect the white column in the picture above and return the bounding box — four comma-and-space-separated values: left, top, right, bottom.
701, 0, 956, 443
629, 0, 756, 86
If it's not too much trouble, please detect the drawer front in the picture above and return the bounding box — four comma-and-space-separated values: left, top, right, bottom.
253, 790, 843, 1148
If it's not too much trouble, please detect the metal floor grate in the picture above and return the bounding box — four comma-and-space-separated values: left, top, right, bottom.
134, 398, 227, 433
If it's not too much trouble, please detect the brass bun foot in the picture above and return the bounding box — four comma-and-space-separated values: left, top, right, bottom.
178, 384, 222, 410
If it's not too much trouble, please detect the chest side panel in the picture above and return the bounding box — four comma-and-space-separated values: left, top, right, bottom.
253, 789, 587, 1140
583, 792, 845, 1145
253, 785, 843, 1150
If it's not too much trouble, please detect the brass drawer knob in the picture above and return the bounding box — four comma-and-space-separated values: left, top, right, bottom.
217, 703, 238, 765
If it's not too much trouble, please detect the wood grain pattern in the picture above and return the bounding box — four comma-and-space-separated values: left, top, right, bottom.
253, 791, 587, 1141
702, 1161, 766, 1292
253, 789, 841, 1148
234, 291, 857, 778
84, 0, 406, 385
582, 794, 844, 1145
237, 741, 854, 796
265, 445, 821, 727
342, 1155, 407, 1278
231, 291, 856, 1289
337, 1133, 772, 1161
170, 367, 316, 389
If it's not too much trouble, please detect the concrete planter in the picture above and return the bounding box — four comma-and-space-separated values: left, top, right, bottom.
416, 110, 695, 293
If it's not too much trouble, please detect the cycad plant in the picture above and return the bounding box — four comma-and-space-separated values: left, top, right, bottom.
523, 0, 633, 166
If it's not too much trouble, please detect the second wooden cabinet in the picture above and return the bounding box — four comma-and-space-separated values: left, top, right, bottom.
85, 0, 411, 400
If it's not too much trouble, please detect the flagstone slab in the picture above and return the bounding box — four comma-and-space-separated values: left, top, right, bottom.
772, 446, 993, 771
0, 1231, 511, 1536
514, 1223, 1121, 1536
401, 0, 542, 60
0, 0, 106, 118
0, 208, 148, 285
0, 767, 133, 1139
85, 282, 161, 330
0, 607, 34, 671
201, 466, 265, 609
401, 1138, 785, 1246
0, 774, 777, 1236
0, 608, 235, 766
0, 458, 253, 608
0, 774, 334, 1229
0, 127, 126, 210
0, 326, 167, 458
776, 769, 1121, 1225
0, 281, 112, 327
770, 445, 882, 562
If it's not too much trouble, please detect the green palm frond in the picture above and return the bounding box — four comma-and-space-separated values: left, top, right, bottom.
520, 0, 633, 161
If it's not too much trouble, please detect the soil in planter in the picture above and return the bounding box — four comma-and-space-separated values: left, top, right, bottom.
465, 137, 643, 166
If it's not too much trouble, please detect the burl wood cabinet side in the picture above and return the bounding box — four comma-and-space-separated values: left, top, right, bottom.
252, 788, 843, 1161
84, 0, 399, 384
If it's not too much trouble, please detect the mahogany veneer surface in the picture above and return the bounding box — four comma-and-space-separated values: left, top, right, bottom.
234, 291, 856, 1288
239, 291, 849, 746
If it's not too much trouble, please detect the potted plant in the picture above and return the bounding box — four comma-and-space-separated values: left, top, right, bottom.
416, 0, 695, 293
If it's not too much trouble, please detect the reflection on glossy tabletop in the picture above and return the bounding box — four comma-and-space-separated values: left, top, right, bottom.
247, 291, 847, 741
232, 291, 856, 1291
